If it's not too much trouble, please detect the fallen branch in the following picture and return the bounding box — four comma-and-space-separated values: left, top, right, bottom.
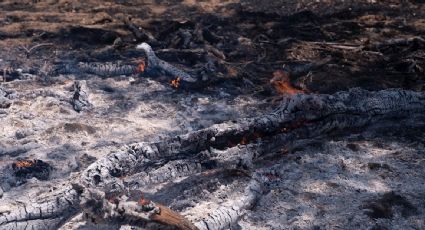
55, 60, 144, 77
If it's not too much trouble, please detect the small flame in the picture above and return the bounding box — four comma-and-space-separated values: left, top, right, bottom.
170, 77, 181, 88
13, 160, 35, 168
270, 70, 304, 95
137, 60, 146, 73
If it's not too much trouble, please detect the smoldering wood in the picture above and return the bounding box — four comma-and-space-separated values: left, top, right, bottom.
80, 187, 198, 230
53, 43, 200, 88
136, 43, 199, 85
1, 88, 424, 230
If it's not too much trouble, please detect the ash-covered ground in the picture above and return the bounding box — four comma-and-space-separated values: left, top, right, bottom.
1, 1, 425, 229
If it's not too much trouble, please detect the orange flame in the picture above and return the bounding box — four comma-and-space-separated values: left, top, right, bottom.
170, 77, 181, 88
270, 70, 304, 95
137, 60, 146, 73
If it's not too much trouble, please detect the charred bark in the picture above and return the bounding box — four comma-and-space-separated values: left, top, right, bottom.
71, 80, 92, 112
54, 60, 144, 77
0, 87, 15, 109
1, 88, 424, 230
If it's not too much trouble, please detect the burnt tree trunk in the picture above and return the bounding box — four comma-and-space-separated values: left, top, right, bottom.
1, 88, 424, 230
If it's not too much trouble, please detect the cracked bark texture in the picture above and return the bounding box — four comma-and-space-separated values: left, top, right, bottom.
0, 185, 80, 230
1, 88, 424, 230
55, 61, 143, 77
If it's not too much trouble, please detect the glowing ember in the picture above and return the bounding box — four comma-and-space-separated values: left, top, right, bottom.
138, 196, 151, 206
227, 66, 239, 77
137, 60, 146, 73
13, 160, 35, 168
170, 77, 181, 88
11, 159, 52, 181
270, 70, 304, 95
240, 136, 248, 145
239, 133, 263, 145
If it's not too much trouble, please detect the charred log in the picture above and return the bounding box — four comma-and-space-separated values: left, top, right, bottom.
55, 60, 144, 77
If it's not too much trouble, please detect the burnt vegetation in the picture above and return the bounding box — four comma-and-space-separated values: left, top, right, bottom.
0, 1, 425, 230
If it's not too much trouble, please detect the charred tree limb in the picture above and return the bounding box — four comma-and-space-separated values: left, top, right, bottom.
54, 60, 144, 77
1, 88, 424, 230
136, 43, 199, 85
53, 43, 200, 88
